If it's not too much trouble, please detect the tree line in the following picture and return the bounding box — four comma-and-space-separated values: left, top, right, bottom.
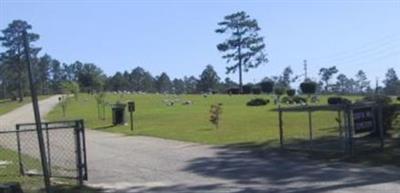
1, 18, 399, 101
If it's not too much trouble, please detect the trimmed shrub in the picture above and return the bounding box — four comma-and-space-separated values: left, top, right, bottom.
227, 88, 240, 95
243, 84, 253, 94
328, 97, 352, 105
246, 98, 270, 106
300, 81, 317, 95
252, 87, 262, 95
396, 96, 400, 102
311, 95, 320, 103
259, 81, 274, 94
209, 103, 223, 128
281, 96, 293, 104
362, 95, 392, 104
293, 96, 307, 104
286, 89, 296, 97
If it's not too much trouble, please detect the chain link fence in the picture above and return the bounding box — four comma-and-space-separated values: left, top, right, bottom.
277, 104, 393, 155
280, 110, 346, 153
0, 120, 87, 193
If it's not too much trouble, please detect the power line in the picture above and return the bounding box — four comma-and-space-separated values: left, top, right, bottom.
312, 33, 400, 64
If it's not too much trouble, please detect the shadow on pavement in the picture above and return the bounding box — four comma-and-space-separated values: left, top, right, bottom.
180, 141, 400, 193
90, 140, 400, 193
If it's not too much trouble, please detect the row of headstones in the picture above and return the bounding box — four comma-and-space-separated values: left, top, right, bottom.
163, 97, 193, 106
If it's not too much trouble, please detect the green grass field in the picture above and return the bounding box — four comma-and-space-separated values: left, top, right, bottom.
0, 147, 43, 192
0, 96, 51, 116
0, 147, 99, 193
47, 93, 365, 145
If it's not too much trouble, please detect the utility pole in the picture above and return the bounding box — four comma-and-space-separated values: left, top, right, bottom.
375, 77, 379, 94
22, 30, 51, 193
303, 59, 308, 81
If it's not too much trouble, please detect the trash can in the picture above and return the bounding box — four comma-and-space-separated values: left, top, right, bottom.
112, 103, 126, 125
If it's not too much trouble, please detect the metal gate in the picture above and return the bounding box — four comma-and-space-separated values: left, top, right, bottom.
14, 120, 88, 184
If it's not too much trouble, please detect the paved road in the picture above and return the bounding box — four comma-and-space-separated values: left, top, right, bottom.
0, 95, 61, 129
1, 96, 400, 193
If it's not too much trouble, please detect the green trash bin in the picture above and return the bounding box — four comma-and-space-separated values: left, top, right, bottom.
112, 103, 126, 125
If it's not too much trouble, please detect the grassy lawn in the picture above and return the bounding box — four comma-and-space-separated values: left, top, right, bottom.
0, 147, 42, 192
0, 95, 51, 116
0, 147, 100, 193
46, 93, 365, 145
46, 93, 400, 166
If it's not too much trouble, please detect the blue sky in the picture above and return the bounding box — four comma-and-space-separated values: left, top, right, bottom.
1, 0, 399, 85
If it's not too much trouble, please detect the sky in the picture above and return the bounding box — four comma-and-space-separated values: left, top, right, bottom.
1, 0, 399, 85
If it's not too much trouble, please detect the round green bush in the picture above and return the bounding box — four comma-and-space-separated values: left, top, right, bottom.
259, 81, 274, 94
286, 89, 296, 97
300, 81, 317, 95
327, 97, 352, 105
362, 95, 392, 104
246, 98, 270, 106
227, 88, 240, 95
293, 96, 307, 104
281, 96, 293, 104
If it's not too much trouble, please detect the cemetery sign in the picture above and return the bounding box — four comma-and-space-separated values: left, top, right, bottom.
352, 106, 375, 134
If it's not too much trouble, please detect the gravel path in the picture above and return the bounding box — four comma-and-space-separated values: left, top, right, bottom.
1, 96, 400, 193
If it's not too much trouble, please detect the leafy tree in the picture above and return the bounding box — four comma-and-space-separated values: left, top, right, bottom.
63, 61, 83, 81
221, 77, 237, 92
77, 63, 106, 92
209, 103, 223, 129
61, 81, 80, 101
335, 73, 348, 93
130, 67, 145, 91
383, 68, 400, 95
215, 11, 268, 93
319, 66, 338, 92
300, 81, 317, 96
259, 79, 274, 94
172, 78, 185, 94
35, 54, 52, 95
198, 65, 220, 93
242, 83, 253, 94
0, 20, 41, 101
94, 92, 107, 120
155, 72, 172, 93
277, 66, 294, 89
183, 76, 198, 94
106, 72, 129, 91
50, 59, 64, 92
58, 95, 68, 117
355, 70, 370, 93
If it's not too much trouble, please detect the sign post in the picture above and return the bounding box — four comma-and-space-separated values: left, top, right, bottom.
128, 101, 135, 131
22, 30, 51, 193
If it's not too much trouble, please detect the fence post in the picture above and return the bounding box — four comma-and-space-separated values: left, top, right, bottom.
346, 106, 353, 155
22, 30, 51, 193
45, 123, 52, 177
337, 110, 343, 138
308, 110, 313, 150
80, 120, 88, 181
74, 121, 84, 186
378, 104, 384, 150
16, 124, 24, 176
279, 108, 284, 149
